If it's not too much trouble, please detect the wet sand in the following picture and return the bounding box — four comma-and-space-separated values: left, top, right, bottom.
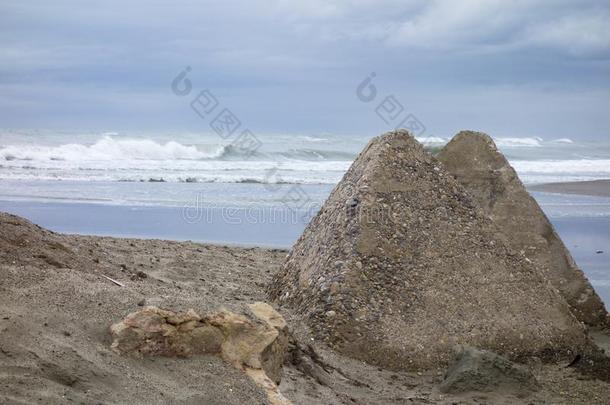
529, 179, 610, 197
0, 200, 309, 248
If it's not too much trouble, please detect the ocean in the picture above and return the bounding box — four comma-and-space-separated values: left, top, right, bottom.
1, 130, 609, 304
2, 130, 610, 188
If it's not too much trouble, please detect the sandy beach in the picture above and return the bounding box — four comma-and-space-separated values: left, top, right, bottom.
1, 212, 609, 404
3, 1, 610, 403
1, 130, 610, 405
2, 132, 610, 404
529, 180, 610, 197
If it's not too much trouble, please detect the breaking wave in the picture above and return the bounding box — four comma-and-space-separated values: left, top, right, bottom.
0, 136, 224, 162
0, 133, 608, 185
0, 136, 359, 163
494, 137, 543, 147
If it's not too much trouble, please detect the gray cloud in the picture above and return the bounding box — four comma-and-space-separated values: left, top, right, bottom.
1, 0, 609, 138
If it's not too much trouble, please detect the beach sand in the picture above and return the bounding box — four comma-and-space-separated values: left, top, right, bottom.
529, 179, 610, 197
1, 212, 610, 404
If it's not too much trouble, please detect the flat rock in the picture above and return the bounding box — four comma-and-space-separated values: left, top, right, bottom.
110, 303, 291, 404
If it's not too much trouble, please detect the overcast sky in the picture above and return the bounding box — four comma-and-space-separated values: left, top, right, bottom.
1, 0, 610, 139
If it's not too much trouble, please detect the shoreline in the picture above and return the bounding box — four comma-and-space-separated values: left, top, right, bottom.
528, 179, 610, 197
0, 200, 309, 249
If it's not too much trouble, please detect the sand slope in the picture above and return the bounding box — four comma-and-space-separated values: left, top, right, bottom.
0, 212, 281, 404
1, 212, 610, 404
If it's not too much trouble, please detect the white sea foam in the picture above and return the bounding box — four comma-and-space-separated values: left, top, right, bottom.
414, 136, 548, 148
512, 159, 610, 184
551, 138, 574, 144
416, 136, 447, 144
1, 134, 609, 185
493, 137, 543, 147
0, 136, 224, 161
512, 159, 610, 174
298, 136, 329, 142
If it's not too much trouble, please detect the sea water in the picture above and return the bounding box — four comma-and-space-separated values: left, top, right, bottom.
1, 130, 609, 304
1, 130, 610, 186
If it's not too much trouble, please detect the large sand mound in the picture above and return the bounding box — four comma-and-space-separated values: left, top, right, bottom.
437, 131, 608, 326
0, 212, 89, 270
0, 212, 282, 404
268, 130, 592, 370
